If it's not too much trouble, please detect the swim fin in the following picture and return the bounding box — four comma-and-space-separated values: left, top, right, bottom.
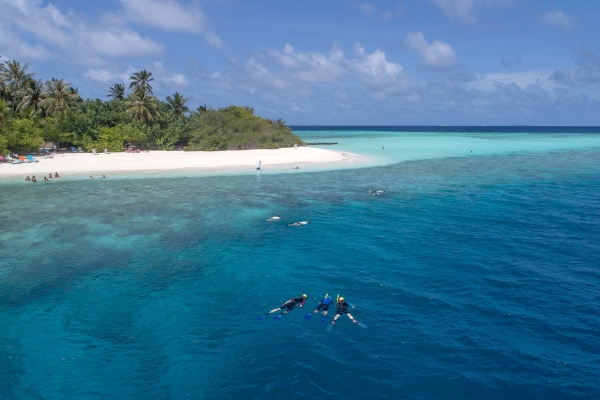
256, 314, 267, 320
321, 316, 327, 325
273, 313, 283, 321
326, 323, 334, 332
355, 322, 368, 329
304, 313, 312, 320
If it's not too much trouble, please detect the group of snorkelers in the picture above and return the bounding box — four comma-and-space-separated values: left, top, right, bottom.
265, 213, 310, 227
257, 293, 367, 330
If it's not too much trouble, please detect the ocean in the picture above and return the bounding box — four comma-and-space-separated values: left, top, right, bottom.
1, 127, 599, 399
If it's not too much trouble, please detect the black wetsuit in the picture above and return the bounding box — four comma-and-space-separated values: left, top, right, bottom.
336, 301, 351, 315
280, 297, 305, 311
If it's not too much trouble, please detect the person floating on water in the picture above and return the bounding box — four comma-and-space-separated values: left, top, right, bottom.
265, 213, 280, 222
369, 190, 386, 196
327, 295, 367, 330
257, 294, 307, 320
305, 294, 333, 324
288, 219, 310, 227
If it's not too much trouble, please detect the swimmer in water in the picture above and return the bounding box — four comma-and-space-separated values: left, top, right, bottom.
265, 213, 280, 222
256, 294, 308, 320
369, 190, 386, 196
288, 219, 310, 227
329, 296, 362, 328
312, 294, 333, 316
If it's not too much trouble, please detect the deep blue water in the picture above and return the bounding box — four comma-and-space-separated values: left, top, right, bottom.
1, 129, 599, 399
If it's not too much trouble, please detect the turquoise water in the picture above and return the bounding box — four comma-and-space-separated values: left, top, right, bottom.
1, 129, 600, 399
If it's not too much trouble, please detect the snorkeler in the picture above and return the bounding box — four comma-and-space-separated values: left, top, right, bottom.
257, 294, 307, 320
327, 295, 367, 330
265, 213, 280, 222
369, 190, 386, 196
312, 294, 333, 316
288, 219, 310, 227
305, 294, 333, 324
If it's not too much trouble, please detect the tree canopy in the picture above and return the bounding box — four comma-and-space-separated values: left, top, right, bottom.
0, 58, 303, 155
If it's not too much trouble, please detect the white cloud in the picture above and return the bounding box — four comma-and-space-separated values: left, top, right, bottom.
83, 30, 162, 57
120, 0, 222, 47
0, 25, 52, 60
356, 2, 377, 16
429, 0, 512, 24
164, 73, 188, 85
350, 43, 404, 87
267, 43, 346, 84
467, 71, 554, 92
355, 1, 406, 20
0, 0, 163, 63
404, 32, 457, 70
540, 10, 578, 32
225, 42, 410, 100
84, 66, 136, 83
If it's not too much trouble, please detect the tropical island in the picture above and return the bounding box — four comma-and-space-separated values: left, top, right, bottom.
0, 59, 304, 155
0, 59, 349, 176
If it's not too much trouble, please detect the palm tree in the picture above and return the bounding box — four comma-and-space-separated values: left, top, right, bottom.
0, 60, 34, 115
166, 92, 189, 116
108, 83, 125, 100
196, 104, 208, 114
18, 79, 45, 117
129, 69, 154, 95
125, 90, 159, 124
41, 78, 77, 127
0, 100, 8, 126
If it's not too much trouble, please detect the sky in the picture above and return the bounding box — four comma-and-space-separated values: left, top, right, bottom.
1, 0, 599, 125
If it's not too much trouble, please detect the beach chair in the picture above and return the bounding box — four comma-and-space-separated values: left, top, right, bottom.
18, 155, 32, 163
26, 155, 39, 163
71, 147, 77, 153
92, 148, 99, 155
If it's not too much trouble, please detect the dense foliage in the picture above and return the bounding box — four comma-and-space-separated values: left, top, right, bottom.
0, 59, 303, 155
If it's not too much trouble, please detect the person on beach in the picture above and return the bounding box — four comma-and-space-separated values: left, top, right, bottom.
288, 219, 310, 227
262, 294, 307, 317
25, 176, 31, 181
256, 160, 262, 170
312, 294, 333, 316
32, 176, 37, 182
329, 296, 361, 327
54, 172, 60, 178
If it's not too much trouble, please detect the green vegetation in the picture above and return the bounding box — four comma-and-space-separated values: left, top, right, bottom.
0, 59, 303, 156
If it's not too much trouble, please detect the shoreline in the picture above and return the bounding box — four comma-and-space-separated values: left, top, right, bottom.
0, 147, 364, 180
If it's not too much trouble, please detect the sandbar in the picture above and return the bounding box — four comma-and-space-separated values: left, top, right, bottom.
0, 147, 354, 178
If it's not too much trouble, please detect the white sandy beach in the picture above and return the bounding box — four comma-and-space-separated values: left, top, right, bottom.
0, 147, 351, 177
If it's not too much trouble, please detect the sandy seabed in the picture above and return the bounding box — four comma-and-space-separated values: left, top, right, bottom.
0, 147, 355, 178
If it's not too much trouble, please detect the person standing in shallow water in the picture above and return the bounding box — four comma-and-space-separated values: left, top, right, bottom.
256, 160, 261, 170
